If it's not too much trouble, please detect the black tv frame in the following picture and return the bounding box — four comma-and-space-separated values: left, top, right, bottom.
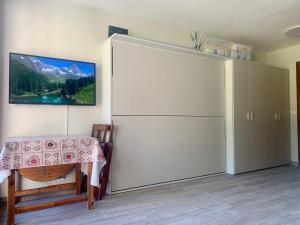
9, 52, 96, 106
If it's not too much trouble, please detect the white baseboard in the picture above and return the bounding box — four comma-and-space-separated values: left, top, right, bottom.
290, 161, 299, 166
109, 172, 225, 195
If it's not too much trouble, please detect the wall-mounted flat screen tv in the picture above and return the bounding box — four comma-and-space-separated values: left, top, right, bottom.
9, 53, 96, 106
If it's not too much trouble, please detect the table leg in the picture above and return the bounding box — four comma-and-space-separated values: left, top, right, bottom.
87, 162, 94, 210
7, 170, 15, 225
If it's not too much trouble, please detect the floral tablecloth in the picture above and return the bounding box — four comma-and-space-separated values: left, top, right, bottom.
0, 136, 106, 187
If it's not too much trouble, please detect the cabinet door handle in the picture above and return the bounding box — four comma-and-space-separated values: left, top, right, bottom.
274, 113, 278, 121
246, 112, 250, 121
278, 113, 281, 121
250, 112, 254, 121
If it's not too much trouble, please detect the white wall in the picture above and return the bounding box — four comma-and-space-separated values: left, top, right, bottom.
0, 0, 196, 197
263, 44, 300, 163
0, 0, 4, 137
0, 2, 4, 189
0, 0, 6, 199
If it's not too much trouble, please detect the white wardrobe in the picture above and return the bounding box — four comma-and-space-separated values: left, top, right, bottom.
100, 35, 226, 193
225, 60, 290, 174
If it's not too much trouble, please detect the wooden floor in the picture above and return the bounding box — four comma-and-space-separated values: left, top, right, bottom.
1, 165, 300, 225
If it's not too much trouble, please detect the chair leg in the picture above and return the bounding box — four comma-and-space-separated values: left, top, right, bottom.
100, 144, 113, 199
93, 185, 100, 201
7, 170, 15, 225
100, 167, 108, 200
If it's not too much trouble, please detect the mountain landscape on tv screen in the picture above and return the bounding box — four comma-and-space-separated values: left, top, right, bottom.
9, 54, 95, 105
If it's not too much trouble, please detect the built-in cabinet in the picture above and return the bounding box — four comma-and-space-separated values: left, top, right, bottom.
226, 60, 290, 174
101, 35, 226, 193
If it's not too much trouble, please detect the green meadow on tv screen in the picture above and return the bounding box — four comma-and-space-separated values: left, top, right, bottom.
9, 53, 96, 105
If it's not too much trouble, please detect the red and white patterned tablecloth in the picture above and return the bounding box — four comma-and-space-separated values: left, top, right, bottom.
0, 136, 106, 187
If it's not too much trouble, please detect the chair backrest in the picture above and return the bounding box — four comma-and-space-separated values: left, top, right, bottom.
92, 122, 113, 142
91, 122, 114, 155
108, 121, 114, 144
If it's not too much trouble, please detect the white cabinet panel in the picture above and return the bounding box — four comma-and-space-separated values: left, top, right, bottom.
273, 69, 290, 165
265, 67, 278, 168
111, 116, 225, 192
232, 61, 252, 173
112, 41, 224, 116
264, 67, 290, 167
248, 63, 268, 170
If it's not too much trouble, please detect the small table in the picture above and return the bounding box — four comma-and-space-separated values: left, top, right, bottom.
0, 135, 106, 225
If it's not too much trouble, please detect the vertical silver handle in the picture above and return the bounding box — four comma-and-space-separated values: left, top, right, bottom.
278, 113, 281, 121
250, 112, 254, 121
246, 112, 250, 121
274, 113, 278, 121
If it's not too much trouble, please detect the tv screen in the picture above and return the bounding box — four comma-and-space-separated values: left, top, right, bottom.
9, 53, 96, 106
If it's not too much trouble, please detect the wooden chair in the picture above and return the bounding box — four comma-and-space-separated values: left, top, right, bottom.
91, 123, 114, 200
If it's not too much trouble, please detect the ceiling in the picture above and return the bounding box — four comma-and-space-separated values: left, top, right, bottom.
68, 0, 300, 50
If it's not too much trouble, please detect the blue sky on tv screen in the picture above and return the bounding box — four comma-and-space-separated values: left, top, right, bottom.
37, 56, 95, 75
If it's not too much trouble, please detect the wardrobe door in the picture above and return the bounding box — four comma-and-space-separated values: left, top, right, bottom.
264, 67, 280, 167
233, 60, 252, 173
275, 69, 290, 165
248, 63, 268, 170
